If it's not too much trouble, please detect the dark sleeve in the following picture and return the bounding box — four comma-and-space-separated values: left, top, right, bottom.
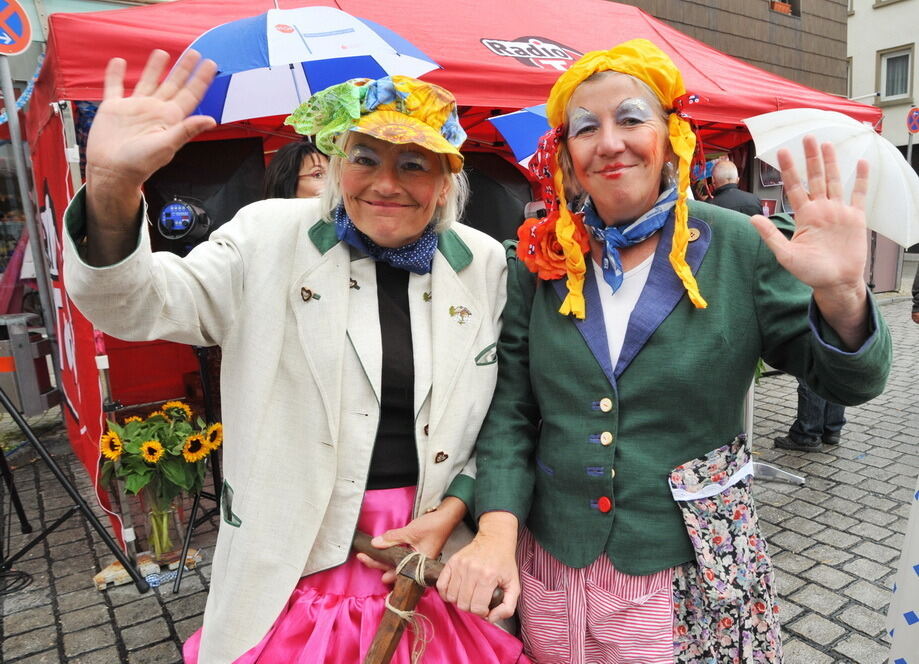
754, 218, 891, 405
474, 241, 540, 523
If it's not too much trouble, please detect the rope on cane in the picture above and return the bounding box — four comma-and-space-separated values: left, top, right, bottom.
383, 551, 434, 664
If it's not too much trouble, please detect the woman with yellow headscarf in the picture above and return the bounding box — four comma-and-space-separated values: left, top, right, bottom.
437, 40, 891, 662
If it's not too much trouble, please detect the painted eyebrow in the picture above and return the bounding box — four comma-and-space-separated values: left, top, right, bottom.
615, 98, 656, 121
567, 107, 599, 137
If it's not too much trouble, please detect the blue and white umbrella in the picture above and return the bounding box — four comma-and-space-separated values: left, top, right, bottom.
487, 104, 549, 166
185, 6, 441, 125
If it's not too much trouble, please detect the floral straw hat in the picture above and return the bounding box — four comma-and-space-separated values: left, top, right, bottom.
285, 75, 467, 174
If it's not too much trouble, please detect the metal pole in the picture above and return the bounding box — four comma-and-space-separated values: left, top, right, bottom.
0, 56, 58, 370
907, 132, 914, 170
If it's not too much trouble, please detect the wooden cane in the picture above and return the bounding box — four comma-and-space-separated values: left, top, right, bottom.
352, 530, 505, 664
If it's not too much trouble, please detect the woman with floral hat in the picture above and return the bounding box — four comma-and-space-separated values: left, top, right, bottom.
63, 50, 528, 663
439, 39, 891, 662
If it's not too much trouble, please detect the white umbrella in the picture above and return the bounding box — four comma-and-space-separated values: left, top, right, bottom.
184, 6, 440, 125
744, 108, 919, 248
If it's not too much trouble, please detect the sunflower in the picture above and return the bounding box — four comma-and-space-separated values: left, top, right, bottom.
182, 433, 209, 463
162, 400, 193, 421
205, 422, 224, 450
140, 440, 165, 464
123, 416, 143, 424
100, 431, 123, 461
146, 410, 168, 421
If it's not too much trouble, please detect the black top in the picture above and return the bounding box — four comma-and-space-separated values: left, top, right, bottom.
710, 183, 764, 218
366, 262, 419, 489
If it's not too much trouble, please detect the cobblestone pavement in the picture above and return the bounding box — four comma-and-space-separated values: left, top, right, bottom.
1, 272, 917, 663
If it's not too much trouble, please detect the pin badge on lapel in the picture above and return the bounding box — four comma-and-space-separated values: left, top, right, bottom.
423, 291, 432, 302
301, 287, 321, 302
449, 305, 472, 325
349, 279, 360, 290
434, 451, 449, 463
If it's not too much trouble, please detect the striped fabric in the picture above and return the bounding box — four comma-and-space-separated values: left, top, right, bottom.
516, 528, 675, 664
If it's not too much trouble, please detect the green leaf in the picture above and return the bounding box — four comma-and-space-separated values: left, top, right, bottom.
124, 472, 152, 495
161, 456, 193, 491
100, 460, 114, 490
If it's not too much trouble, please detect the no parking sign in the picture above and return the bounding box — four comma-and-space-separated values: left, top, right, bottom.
907, 107, 919, 134
0, 0, 31, 57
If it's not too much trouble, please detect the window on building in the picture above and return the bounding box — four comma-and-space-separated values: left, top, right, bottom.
878, 46, 913, 102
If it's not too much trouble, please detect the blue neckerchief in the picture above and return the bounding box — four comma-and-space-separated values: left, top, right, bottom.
581, 187, 677, 294
333, 204, 438, 275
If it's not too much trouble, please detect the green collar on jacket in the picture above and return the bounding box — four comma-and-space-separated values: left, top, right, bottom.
308, 220, 472, 272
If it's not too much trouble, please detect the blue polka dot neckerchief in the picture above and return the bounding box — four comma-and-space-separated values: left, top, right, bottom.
333, 204, 438, 275
581, 187, 677, 294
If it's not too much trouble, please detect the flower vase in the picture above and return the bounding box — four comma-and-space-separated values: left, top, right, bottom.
144, 497, 185, 563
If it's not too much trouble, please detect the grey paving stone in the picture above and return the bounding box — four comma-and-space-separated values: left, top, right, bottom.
786, 612, 846, 644
842, 556, 894, 583
173, 616, 201, 643
851, 540, 900, 564
800, 543, 853, 565
56, 588, 106, 613
848, 521, 894, 541
59, 603, 110, 633
800, 563, 856, 590
831, 632, 889, 663
54, 571, 97, 595
5, 650, 62, 664
122, 618, 171, 651
3, 626, 59, 661
775, 571, 807, 596
115, 595, 168, 628
781, 637, 834, 664
772, 551, 817, 574
812, 510, 859, 530
71, 647, 124, 664
812, 527, 861, 549
2, 587, 52, 613
844, 580, 892, 610
63, 624, 117, 659
837, 604, 887, 638
164, 595, 205, 623
789, 583, 849, 616
3, 605, 54, 635
126, 640, 182, 664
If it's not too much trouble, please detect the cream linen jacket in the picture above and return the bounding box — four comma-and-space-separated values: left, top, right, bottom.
62, 190, 507, 663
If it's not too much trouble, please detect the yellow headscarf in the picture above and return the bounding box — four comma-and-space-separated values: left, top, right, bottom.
545, 38, 707, 317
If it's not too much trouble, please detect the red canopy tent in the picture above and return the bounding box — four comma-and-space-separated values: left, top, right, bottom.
27, 0, 881, 496
30, 0, 881, 149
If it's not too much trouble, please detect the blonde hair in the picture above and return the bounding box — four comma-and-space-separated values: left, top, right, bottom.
318, 133, 469, 233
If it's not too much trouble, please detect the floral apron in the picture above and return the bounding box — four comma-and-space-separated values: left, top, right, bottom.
668, 435, 783, 663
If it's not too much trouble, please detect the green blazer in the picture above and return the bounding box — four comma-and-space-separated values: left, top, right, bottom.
475, 201, 891, 575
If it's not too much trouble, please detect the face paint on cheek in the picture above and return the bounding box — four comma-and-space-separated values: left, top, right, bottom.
567, 107, 600, 138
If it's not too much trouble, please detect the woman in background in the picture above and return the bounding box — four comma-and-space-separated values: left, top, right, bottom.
263, 138, 328, 199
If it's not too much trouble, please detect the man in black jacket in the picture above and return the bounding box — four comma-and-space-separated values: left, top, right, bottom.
710, 159, 763, 217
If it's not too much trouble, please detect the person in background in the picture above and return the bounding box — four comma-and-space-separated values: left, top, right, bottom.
262, 139, 329, 199
63, 50, 528, 664
438, 39, 891, 663
710, 158, 764, 216
773, 378, 847, 450
912, 260, 919, 324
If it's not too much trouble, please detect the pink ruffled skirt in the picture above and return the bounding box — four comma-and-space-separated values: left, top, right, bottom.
183, 486, 529, 663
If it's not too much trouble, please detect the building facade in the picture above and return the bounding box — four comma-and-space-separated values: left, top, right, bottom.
613, 0, 850, 94
848, 0, 918, 167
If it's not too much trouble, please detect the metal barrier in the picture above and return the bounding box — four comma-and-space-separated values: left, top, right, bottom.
0, 313, 59, 416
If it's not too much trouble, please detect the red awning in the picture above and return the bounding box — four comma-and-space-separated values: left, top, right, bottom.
30, 0, 881, 151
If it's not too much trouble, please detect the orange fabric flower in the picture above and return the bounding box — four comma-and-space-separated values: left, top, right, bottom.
517, 214, 590, 282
